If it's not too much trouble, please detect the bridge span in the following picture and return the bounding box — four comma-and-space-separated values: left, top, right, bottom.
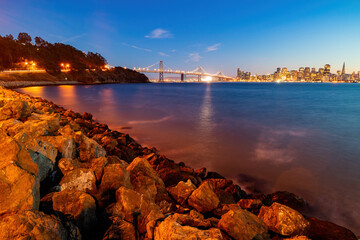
133, 61, 233, 82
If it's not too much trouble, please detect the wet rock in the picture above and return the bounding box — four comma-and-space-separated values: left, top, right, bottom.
99, 163, 132, 192
53, 190, 97, 233
103, 217, 136, 240
154, 216, 223, 240
258, 203, 309, 236
60, 168, 97, 193
0, 100, 31, 120
269, 191, 309, 214
203, 178, 240, 204
0, 131, 40, 214
188, 181, 220, 213
218, 209, 269, 240
114, 187, 164, 236
167, 179, 196, 205
0, 210, 81, 240
82, 112, 93, 121
307, 217, 357, 240
85, 156, 108, 181
127, 156, 169, 203
75, 131, 106, 162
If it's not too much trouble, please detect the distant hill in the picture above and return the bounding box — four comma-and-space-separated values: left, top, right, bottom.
0, 33, 149, 84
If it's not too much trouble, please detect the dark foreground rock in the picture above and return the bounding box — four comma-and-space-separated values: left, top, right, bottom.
0, 86, 357, 239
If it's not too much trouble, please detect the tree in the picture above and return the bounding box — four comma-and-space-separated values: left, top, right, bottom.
34, 36, 47, 47
17, 32, 32, 44
86, 52, 106, 69
4, 34, 14, 40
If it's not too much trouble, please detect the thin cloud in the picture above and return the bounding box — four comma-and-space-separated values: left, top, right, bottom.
158, 52, 169, 57
206, 43, 221, 52
122, 43, 153, 52
171, 49, 177, 52
188, 52, 202, 62
61, 33, 87, 43
145, 28, 173, 39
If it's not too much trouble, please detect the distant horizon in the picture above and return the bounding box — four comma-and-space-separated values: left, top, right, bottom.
1, 0, 360, 76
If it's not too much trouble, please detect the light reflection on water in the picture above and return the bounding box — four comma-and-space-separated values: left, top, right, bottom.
18, 82, 360, 234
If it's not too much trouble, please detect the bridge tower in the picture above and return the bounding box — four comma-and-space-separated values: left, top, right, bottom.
159, 61, 164, 82
181, 73, 186, 82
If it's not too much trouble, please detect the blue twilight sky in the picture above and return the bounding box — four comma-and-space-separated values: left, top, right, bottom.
1, 0, 360, 76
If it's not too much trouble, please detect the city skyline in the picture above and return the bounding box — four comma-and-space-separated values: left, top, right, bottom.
1, 0, 360, 75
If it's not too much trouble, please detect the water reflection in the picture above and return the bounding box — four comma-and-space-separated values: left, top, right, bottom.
23, 86, 43, 95
58, 85, 77, 105
199, 84, 214, 137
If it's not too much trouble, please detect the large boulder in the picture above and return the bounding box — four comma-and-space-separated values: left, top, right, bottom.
60, 168, 97, 193
154, 216, 223, 240
188, 181, 220, 213
0, 210, 81, 240
75, 131, 106, 162
202, 178, 239, 204
166, 210, 212, 229
83, 156, 108, 181
39, 135, 76, 159
0, 100, 31, 120
53, 190, 97, 233
218, 209, 269, 240
167, 179, 196, 205
103, 217, 136, 240
126, 156, 169, 203
0, 131, 40, 214
269, 191, 309, 214
307, 217, 357, 240
113, 187, 165, 237
58, 158, 81, 175
99, 163, 132, 193
258, 203, 309, 236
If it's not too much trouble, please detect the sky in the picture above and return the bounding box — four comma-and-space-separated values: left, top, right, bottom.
1, 0, 360, 76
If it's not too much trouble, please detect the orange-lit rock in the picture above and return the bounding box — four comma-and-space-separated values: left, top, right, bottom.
154, 216, 223, 240
167, 179, 196, 205
38, 135, 76, 159
53, 190, 97, 233
60, 168, 97, 193
0, 131, 40, 214
188, 181, 220, 213
75, 131, 106, 162
58, 157, 81, 175
127, 156, 169, 203
0, 100, 31, 120
114, 186, 164, 237
0, 210, 81, 240
103, 217, 136, 240
218, 209, 269, 240
99, 163, 132, 192
258, 203, 309, 236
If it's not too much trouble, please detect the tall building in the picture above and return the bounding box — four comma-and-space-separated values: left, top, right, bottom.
324, 64, 331, 76
341, 62, 345, 76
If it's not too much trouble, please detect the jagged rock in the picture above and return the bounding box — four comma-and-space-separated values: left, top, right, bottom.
202, 178, 240, 204
103, 217, 136, 240
75, 131, 106, 162
0, 210, 81, 240
307, 217, 357, 240
188, 181, 220, 213
39, 135, 76, 158
82, 112, 93, 121
101, 135, 118, 151
114, 187, 164, 237
14, 134, 58, 181
218, 209, 269, 240
0, 119, 22, 132
167, 210, 212, 228
167, 179, 196, 205
8, 113, 60, 137
237, 199, 263, 214
258, 203, 309, 236
58, 158, 81, 175
269, 191, 309, 214
127, 156, 169, 203
53, 190, 97, 233
84, 156, 108, 181
60, 168, 97, 193
99, 163, 132, 192
212, 204, 242, 217
58, 124, 76, 138
154, 216, 223, 240
0, 131, 40, 214
0, 100, 31, 120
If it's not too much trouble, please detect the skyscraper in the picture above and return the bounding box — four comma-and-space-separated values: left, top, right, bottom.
341, 62, 345, 76
324, 64, 331, 76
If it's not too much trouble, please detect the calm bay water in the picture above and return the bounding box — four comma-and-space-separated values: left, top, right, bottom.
19, 82, 360, 233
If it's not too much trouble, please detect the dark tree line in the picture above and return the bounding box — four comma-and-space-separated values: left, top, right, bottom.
0, 33, 107, 72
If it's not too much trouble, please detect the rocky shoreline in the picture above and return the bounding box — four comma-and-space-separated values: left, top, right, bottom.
0, 86, 357, 240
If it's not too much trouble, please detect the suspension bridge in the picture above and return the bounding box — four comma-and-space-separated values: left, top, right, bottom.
133, 61, 233, 82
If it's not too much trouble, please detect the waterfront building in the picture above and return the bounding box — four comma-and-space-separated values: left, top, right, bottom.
324, 64, 331, 76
